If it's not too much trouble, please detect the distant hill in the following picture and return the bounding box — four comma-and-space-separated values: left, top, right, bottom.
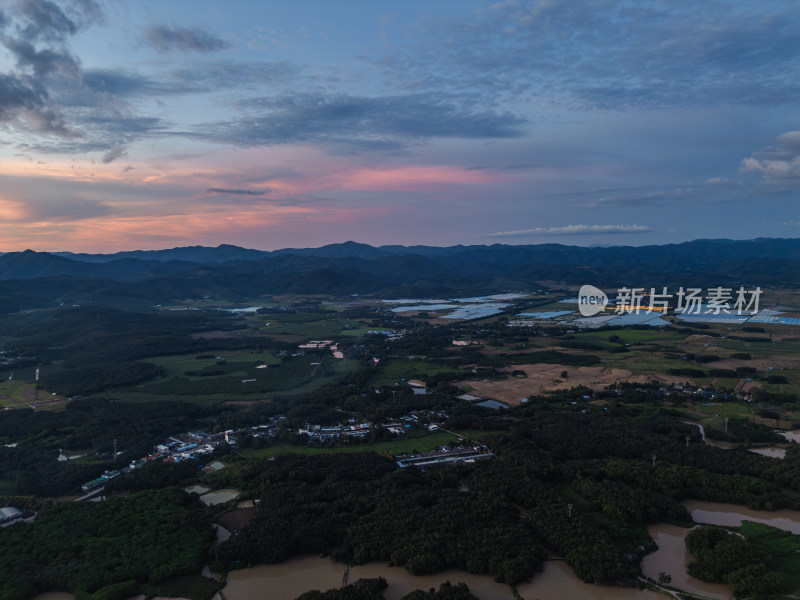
1, 238, 798, 313
56, 243, 270, 264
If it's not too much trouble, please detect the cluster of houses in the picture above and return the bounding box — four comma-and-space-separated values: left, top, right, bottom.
395, 444, 494, 468
78, 409, 461, 495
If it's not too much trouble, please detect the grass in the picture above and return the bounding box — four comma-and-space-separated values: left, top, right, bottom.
572, 329, 688, 345
242, 312, 365, 338
0, 380, 68, 410
111, 358, 360, 405
740, 521, 800, 592
239, 428, 490, 459
369, 358, 466, 387
144, 350, 281, 378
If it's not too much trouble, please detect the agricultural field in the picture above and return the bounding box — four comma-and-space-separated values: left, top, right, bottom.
0, 380, 68, 411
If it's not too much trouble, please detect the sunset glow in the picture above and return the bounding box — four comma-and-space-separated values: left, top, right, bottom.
0, 1, 797, 252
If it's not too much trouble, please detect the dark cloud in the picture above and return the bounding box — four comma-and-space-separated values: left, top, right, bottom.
144, 24, 230, 53
18, 116, 165, 154
82, 61, 300, 98
15, 0, 77, 41
101, 145, 127, 164
204, 92, 525, 150
3, 36, 80, 79
208, 188, 268, 196
0, 73, 44, 120
0, 0, 107, 139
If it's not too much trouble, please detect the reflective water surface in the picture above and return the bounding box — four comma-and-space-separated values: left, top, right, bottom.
749, 446, 787, 458
641, 524, 731, 600
684, 499, 800, 533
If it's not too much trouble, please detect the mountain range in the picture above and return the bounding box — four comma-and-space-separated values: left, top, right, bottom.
1, 238, 798, 313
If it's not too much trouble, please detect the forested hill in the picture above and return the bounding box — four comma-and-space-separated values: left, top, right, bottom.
1, 238, 799, 313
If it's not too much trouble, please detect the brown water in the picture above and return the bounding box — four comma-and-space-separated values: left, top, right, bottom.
781, 430, 800, 443
683, 499, 800, 533
516, 562, 660, 600
749, 446, 787, 459
222, 556, 661, 600
641, 524, 731, 600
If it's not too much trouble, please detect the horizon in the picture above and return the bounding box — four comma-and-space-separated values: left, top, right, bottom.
1, 1, 798, 252
2, 234, 800, 256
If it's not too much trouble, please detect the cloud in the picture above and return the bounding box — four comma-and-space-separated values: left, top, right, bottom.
485, 224, 652, 237
0, 0, 106, 139
204, 92, 526, 150
0, 188, 112, 222
3, 36, 81, 79
0, 73, 44, 119
740, 131, 800, 186
144, 24, 230, 53
208, 187, 267, 195
379, 0, 800, 110
81, 61, 300, 98
705, 177, 742, 187
15, 0, 78, 41
101, 145, 127, 164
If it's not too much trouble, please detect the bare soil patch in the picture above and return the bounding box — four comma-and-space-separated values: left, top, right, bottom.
458, 363, 691, 406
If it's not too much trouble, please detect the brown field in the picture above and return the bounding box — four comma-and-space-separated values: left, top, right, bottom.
459, 363, 692, 406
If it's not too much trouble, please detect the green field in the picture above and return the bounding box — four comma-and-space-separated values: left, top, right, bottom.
111, 357, 360, 405
145, 350, 281, 379
0, 379, 67, 410
740, 521, 800, 592
242, 311, 369, 339
368, 358, 467, 387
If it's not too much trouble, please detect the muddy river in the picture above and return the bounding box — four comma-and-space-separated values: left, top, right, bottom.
32, 498, 800, 600
222, 556, 661, 600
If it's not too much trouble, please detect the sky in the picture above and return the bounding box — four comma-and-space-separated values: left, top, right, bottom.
0, 0, 798, 252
